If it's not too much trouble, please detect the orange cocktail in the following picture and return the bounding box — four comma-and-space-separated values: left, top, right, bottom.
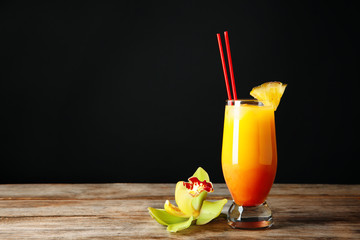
221, 99, 278, 229
222, 100, 277, 207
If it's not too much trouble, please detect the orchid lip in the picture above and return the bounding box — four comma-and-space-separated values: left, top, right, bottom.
183, 177, 214, 197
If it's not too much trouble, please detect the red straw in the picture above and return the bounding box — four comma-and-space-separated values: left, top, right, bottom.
216, 33, 232, 100
224, 31, 237, 100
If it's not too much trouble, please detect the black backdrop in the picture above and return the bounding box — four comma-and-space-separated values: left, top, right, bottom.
1, 1, 359, 184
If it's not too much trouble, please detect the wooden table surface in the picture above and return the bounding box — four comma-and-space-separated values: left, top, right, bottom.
0, 183, 359, 239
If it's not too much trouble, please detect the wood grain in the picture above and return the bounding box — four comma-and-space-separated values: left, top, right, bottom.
0, 184, 359, 239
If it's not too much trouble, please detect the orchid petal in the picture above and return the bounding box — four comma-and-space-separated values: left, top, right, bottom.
164, 200, 190, 218
148, 207, 188, 226
195, 199, 228, 225
191, 191, 207, 211
167, 216, 194, 232
191, 167, 210, 182
175, 181, 199, 217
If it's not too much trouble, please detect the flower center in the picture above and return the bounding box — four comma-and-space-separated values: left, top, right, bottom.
183, 177, 214, 197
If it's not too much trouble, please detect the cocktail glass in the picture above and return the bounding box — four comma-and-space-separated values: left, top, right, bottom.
222, 99, 277, 229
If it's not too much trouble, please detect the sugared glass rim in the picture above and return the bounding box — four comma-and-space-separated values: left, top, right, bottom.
226, 99, 265, 106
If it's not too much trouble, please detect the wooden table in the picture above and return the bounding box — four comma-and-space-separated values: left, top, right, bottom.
0, 184, 359, 239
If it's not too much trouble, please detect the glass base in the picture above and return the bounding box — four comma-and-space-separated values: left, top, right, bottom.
227, 201, 273, 229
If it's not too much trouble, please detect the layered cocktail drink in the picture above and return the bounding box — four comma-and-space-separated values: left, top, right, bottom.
222, 99, 277, 229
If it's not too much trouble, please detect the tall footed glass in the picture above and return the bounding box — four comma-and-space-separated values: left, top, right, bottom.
221, 99, 277, 229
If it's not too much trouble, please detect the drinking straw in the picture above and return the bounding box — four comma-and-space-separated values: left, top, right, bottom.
216, 33, 232, 100
224, 31, 237, 100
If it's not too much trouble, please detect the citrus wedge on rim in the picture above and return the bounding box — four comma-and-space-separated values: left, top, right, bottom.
250, 81, 287, 110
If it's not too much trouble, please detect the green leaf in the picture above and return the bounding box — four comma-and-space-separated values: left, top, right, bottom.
148, 207, 189, 226
191, 167, 210, 182
195, 199, 228, 225
167, 216, 194, 232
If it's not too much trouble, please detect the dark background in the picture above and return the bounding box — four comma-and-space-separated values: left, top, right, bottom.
1, 1, 359, 184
